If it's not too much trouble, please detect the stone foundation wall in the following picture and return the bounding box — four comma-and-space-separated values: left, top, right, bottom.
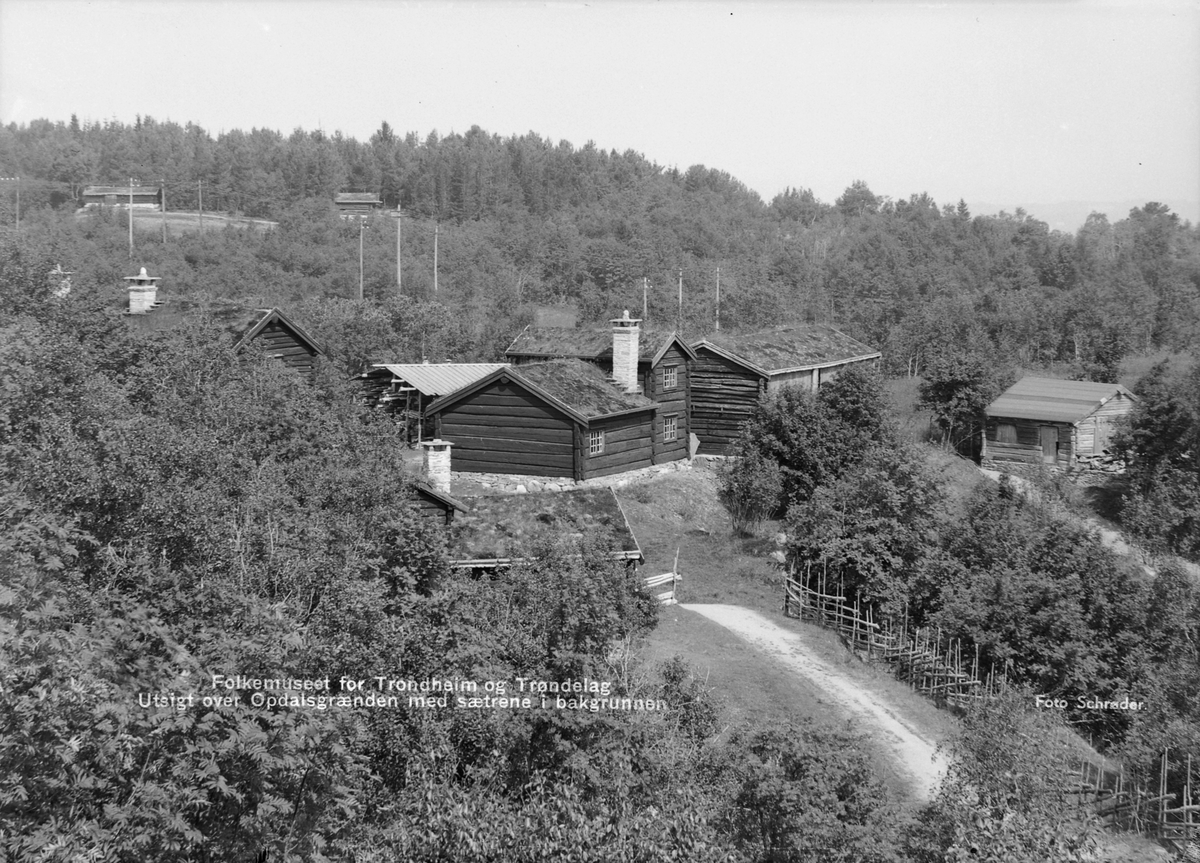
453, 458, 692, 494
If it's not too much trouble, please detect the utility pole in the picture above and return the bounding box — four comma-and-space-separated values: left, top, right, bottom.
434, 222, 439, 294
715, 267, 721, 331
642, 277, 648, 321
396, 205, 402, 295
358, 217, 365, 301
161, 179, 167, 244
198, 180, 203, 232
128, 178, 134, 259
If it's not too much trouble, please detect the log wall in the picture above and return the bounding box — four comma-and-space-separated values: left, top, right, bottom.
690, 348, 764, 455
435, 380, 578, 477
250, 322, 319, 380
646, 345, 691, 463
585, 412, 656, 479
983, 417, 1075, 466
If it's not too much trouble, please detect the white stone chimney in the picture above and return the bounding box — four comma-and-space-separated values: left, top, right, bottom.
124, 267, 161, 314
421, 439, 454, 495
611, 309, 642, 394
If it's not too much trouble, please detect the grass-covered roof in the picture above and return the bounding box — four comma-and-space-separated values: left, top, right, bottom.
515, 359, 654, 419
698, 325, 879, 373
506, 325, 687, 365
447, 487, 641, 564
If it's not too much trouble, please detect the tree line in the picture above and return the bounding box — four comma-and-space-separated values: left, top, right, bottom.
1, 116, 1198, 384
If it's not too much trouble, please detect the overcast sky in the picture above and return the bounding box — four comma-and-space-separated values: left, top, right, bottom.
2, 0, 1198, 223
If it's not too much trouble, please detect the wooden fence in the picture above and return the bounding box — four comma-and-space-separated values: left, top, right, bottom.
783, 565, 1003, 707
783, 563, 1199, 849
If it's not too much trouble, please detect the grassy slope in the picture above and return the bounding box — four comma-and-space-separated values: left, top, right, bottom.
616, 463, 959, 804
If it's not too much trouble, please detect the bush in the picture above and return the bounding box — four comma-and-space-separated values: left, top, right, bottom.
719, 448, 783, 535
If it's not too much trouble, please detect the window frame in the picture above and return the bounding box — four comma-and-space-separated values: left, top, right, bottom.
589, 429, 604, 455
663, 414, 679, 442
662, 364, 679, 390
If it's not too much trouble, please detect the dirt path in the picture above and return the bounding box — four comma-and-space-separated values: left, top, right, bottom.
682, 603, 949, 801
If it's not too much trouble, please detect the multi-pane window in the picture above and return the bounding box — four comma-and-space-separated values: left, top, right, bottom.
663, 415, 678, 442
663, 365, 678, 390
589, 430, 604, 455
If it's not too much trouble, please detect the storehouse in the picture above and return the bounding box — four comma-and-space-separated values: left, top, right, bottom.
82, 185, 163, 209
689, 324, 880, 455
505, 312, 696, 463
409, 481, 468, 528
982, 377, 1137, 468
359, 363, 510, 442
334, 192, 383, 218
425, 359, 658, 481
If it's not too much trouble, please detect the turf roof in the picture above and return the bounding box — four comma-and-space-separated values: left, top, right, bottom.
698, 325, 879, 373
514, 359, 655, 419
506, 325, 687, 365
447, 487, 641, 563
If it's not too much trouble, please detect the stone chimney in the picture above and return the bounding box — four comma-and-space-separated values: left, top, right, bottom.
610, 309, 642, 394
124, 267, 161, 314
421, 439, 453, 495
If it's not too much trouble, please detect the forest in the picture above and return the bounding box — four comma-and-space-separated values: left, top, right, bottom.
2, 115, 1200, 861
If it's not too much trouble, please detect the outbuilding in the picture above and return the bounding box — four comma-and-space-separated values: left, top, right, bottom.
359, 363, 510, 442
425, 358, 658, 481
689, 324, 880, 455
982, 377, 1137, 468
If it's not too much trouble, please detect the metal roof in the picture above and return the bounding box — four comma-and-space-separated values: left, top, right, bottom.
985, 377, 1137, 423
372, 363, 509, 397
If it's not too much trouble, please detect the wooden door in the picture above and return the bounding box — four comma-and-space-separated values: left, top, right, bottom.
1039, 426, 1058, 464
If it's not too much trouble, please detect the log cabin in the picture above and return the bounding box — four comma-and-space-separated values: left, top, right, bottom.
982, 377, 1137, 469
120, 268, 325, 381
425, 358, 659, 481
334, 192, 383, 218
359, 363, 510, 442
82, 184, 162, 209
446, 487, 643, 569
505, 312, 696, 463
689, 324, 881, 454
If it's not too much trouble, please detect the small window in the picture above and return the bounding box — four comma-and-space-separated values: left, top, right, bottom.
589, 430, 604, 455
997, 423, 1017, 444
663, 365, 678, 390
664, 415, 678, 442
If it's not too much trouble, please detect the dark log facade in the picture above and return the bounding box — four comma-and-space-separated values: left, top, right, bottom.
641, 343, 691, 463
247, 318, 320, 380
435, 380, 577, 477
690, 346, 765, 455
428, 368, 658, 480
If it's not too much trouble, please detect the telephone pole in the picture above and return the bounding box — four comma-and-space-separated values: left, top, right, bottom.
128, 178, 134, 259
396, 206, 402, 294
433, 223, 439, 294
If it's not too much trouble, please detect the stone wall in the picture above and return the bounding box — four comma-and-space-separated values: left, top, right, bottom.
452, 458, 691, 494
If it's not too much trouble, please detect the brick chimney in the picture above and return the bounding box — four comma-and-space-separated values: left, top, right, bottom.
124, 266, 161, 314
610, 310, 641, 394
421, 439, 453, 495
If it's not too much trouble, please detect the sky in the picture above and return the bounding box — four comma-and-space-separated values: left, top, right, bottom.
1, 0, 1198, 227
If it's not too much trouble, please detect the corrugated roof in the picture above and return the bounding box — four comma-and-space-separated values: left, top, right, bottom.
986, 377, 1137, 423
506, 325, 691, 365
514, 359, 654, 419
373, 363, 510, 397
695, 325, 880, 374
447, 487, 641, 564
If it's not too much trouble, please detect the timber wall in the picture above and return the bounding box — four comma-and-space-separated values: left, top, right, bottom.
645, 345, 691, 463
691, 348, 764, 455
1077, 394, 1134, 455
586, 412, 656, 479
410, 491, 454, 527
983, 417, 1075, 467
251, 322, 319, 380
435, 380, 577, 478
